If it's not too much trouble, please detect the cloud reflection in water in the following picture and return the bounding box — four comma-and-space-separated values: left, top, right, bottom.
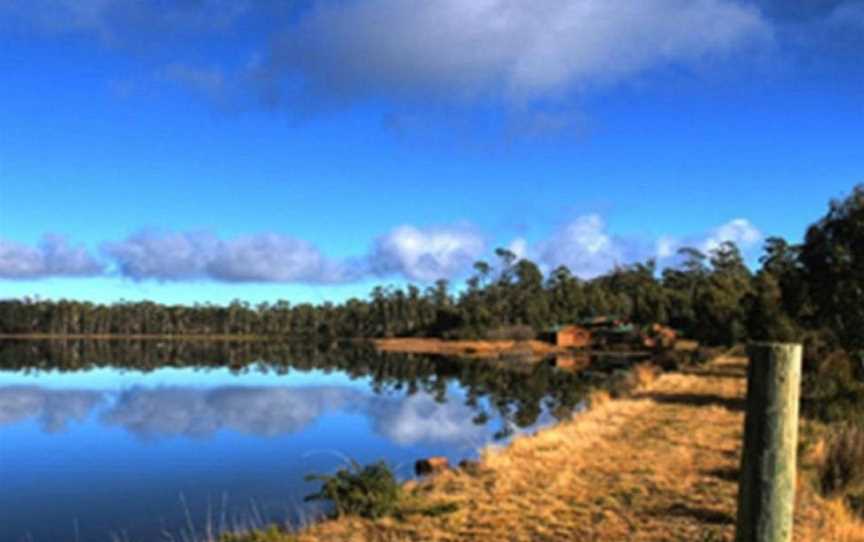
0, 386, 104, 433
0, 383, 492, 446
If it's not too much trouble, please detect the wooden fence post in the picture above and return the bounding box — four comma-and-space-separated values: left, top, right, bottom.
735, 343, 803, 542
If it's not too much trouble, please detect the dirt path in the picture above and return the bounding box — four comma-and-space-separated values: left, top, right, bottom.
294, 357, 859, 541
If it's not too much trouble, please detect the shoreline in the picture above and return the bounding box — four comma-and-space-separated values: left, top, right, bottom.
373, 337, 570, 360
232, 355, 860, 541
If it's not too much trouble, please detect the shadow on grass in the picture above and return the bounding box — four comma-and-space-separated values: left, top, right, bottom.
656, 503, 735, 526
679, 369, 746, 380
637, 392, 745, 412
704, 467, 740, 483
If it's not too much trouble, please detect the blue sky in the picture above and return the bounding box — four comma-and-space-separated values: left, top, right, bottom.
1, 0, 862, 305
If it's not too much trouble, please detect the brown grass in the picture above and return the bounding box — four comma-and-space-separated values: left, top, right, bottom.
819, 425, 864, 498
632, 361, 659, 388
242, 356, 863, 541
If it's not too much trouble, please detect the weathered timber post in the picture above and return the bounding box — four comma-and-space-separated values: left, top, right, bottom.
735, 343, 803, 542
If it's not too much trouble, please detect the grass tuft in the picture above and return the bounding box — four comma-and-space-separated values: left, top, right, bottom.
819, 425, 864, 517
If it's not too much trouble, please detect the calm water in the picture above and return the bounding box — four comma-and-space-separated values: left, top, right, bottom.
0, 340, 596, 541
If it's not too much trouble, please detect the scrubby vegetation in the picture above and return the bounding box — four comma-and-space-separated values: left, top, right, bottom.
819, 426, 864, 508
304, 461, 402, 520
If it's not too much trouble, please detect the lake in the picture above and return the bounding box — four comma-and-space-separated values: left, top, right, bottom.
0, 340, 597, 541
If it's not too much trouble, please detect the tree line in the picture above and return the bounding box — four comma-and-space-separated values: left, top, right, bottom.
2, 186, 863, 359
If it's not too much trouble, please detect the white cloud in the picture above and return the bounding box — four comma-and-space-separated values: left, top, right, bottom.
0, 218, 764, 284
701, 218, 763, 253
369, 225, 486, 282
655, 218, 763, 259
536, 214, 649, 278
209, 234, 352, 283
102, 231, 353, 284
522, 215, 764, 278
655, 235, 678, 259
257, 0, 769, 107
0, 235, 104, 279
507, 237, 529, 260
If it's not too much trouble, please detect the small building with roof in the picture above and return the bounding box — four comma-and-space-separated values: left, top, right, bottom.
545, 324, 592, 349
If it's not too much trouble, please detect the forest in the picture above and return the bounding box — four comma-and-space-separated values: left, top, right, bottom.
3, 186, 863, 360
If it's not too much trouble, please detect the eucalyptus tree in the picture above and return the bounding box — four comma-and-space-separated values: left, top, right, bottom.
800, 184, 864, 351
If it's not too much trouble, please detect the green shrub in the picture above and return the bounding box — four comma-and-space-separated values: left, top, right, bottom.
801, 349, 864, 425
305, 461, 402, 519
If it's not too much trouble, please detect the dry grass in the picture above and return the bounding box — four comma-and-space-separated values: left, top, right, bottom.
632, 362, 659, 388
819, 425, 864, 498
586, 388, 612, 409
373, 338, 561, 360
242, 356, 862, 542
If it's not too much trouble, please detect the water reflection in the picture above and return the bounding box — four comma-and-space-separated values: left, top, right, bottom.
0, 381, 497, 447
369, 393, 491, 446
0, 338, 603, 431
102, 386, 363, 439
0, 385, 103, 432
0, 339, 630, 542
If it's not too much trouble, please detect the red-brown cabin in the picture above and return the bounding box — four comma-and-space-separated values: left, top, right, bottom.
547, 325, 592, 349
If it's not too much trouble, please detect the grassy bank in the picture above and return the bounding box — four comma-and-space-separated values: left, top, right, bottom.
225, 356, 862, 542
372, 337, 564, 360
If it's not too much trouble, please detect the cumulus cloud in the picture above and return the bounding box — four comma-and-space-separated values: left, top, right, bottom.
209, 234, 353, 283
656, 218, 764, 259
256, 0, 768, 108
9, 0, 864, 135
535, 214, 650, 278
368, 225, 486, 282
0, 219, 764, 284
522, 215, 764, 279
0, 235, 104, 279
701, 218, 763, 252
1, 1, 773, 117
101, 231, 218, 281
102, 231, 354, 284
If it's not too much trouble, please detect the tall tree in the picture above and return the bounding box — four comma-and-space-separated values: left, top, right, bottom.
800, 184, 864, 351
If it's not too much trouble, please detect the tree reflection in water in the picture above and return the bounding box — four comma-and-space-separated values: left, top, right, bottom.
0, 339, 625, 438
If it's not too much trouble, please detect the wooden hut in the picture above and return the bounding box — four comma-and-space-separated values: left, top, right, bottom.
549, 325, 592, 348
